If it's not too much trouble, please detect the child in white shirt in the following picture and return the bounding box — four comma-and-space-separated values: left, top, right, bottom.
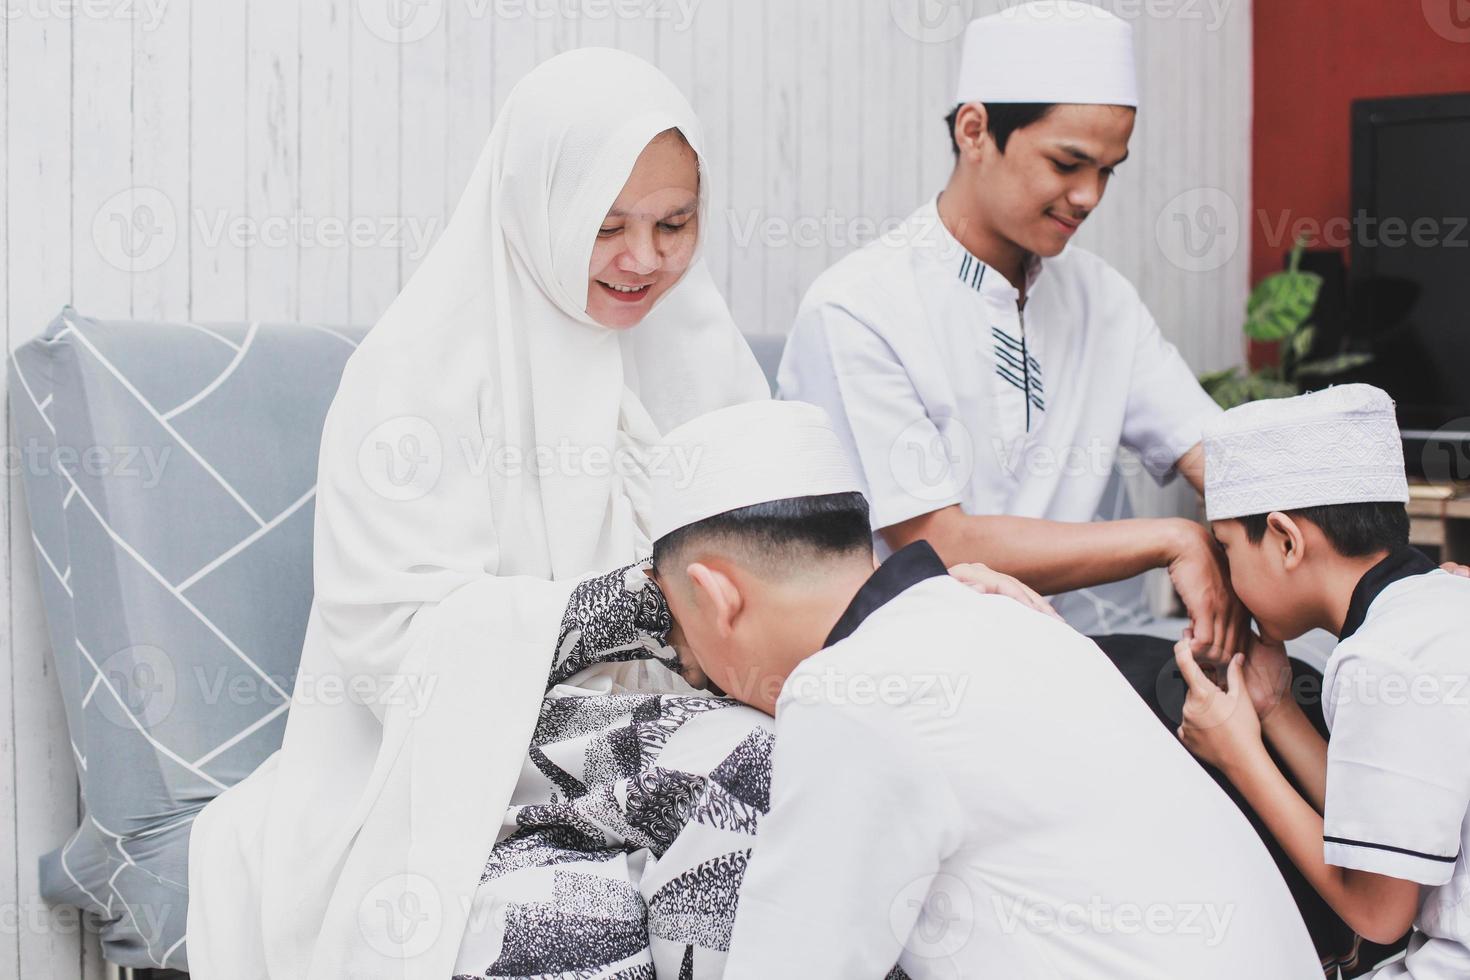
1179, 384, 1470, 978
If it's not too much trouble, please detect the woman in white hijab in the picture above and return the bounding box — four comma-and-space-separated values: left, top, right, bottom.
185, 48, 769, 980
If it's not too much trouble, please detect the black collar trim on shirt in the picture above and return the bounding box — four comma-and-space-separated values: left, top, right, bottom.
933, 192, 1045, 295
958, 253, 988, 291
1339, 545, 1438, 641
957, 252, 1044, 294
823, 540, 949, 649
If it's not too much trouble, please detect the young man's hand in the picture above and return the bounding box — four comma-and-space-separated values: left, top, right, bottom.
1442, 560, 1470, 578
948, 562, 1065, 621
1174, 638, 1266, 777
1166, 520, 1249, 668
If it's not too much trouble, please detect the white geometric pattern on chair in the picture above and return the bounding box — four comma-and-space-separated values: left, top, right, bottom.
9, 307, 365, 970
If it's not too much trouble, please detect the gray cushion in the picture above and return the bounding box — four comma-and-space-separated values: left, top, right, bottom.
10, 308, 368, 970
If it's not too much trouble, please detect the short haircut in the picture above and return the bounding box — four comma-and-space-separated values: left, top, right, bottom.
1236, 502, 1410, 558
946, 102, 1057, 157
651, 492, 873, 581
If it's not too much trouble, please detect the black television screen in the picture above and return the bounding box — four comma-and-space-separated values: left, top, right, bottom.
1350, 93, 1470, 440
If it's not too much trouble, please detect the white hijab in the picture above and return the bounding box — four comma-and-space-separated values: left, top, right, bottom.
185, 48, 768, 980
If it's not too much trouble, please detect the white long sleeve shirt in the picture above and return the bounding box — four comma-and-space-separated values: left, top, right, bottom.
723, 541, 1320, 979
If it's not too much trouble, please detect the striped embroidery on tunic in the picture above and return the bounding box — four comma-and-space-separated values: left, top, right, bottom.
991, 325, 1045, 413
957, 254, 1045, 424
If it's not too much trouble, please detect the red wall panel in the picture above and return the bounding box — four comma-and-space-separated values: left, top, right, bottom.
1252, 1, 1470, 284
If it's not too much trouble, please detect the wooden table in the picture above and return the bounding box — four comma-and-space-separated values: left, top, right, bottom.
1408, 483, 1470, 564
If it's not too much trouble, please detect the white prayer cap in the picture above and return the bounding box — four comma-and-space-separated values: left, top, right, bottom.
955, 2, 1138, 108
648, 400, 865, 542
1202, 384, 1408, 522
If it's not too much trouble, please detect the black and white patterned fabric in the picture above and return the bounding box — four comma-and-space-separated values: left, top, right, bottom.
546, 561, 681, 690
452, 563, 775, 978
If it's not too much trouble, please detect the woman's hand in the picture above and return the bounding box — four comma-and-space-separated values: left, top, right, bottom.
947, 563, 1064, 621
548, 560, 679, 690
647, 570, 717, 692
665, 617, 687, 654
665, 618, 706, 687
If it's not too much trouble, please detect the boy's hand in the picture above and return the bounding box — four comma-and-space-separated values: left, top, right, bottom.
948, 562, 1065, 621
1442, 561, 1470, 578
1174, 640, 1265, 776
1240, 632, 1294, 723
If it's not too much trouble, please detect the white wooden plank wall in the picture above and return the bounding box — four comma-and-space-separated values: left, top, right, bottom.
0, 0, 1251, 974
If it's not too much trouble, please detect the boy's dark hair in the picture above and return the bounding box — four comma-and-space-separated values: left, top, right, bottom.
652, 491, 872, 579
1237, 502, 1410, 558
946, 102, 1056, 157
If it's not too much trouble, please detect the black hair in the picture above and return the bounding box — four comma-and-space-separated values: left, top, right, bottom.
946, 102, 1057, 157
651, 492, 873, 579
1236, 502, 1410, 558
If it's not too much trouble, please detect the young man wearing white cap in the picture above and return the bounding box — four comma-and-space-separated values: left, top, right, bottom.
777, 8, 1389, 958
779, 1, 1247, 659
646, 398, 1320, 979
1178, 384, 1470, 979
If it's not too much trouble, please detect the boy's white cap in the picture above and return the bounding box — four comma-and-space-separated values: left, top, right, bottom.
1202, 384, 1408, 522
955, 1, 1138, 108
648, 400, 864, 542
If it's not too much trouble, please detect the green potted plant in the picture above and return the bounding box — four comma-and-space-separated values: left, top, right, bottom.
1199, 241, 1374, 409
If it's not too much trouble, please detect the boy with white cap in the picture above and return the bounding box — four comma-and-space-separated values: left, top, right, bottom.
1178, 384, 1470, 978
648, 398, 1320, 979
779, 0, 1247, 657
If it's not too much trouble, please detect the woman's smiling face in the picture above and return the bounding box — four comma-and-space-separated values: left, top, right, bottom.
586, 129, 701, 330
